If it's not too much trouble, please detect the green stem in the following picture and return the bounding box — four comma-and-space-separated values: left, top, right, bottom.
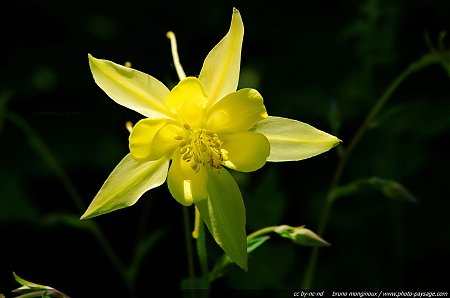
6, 112, 134, 296
182, 206, 196, 289
247, 226, 278, 240
196, 218, 210, 290
302, 53, 442, 289
14, 291, 48, 298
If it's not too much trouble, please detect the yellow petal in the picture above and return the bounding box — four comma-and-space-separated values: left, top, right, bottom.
129, 118, 167, 161
196, 166, 247, 270
149, 124, 185, 160
80, 154, 169, 219
199, 8, 244, 107
89, 54, 172, 118
167, 151, 208, 206
163, 77, 207, 127
206, 88, 267, 133
251, 116, 341, 161
221, 131, 270, 172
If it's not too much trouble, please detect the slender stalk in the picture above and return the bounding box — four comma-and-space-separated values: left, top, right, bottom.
166, 31, 187, 80
302, 53, 442, 289
196, 218, 210, 291
192, 206, 200, 239
166, 30, 207, 295
247, 226, 277, 240
182, 206, 196, 289
6, 112, 134, 295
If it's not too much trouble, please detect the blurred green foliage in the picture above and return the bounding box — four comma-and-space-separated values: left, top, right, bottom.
1, 0, 449, 296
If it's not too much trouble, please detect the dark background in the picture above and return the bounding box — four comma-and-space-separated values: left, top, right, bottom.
1, 0, 449, 297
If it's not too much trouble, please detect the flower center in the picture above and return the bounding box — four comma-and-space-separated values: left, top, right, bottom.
175, 124, 228, 172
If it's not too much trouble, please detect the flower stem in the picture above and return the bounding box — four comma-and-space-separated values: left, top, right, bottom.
182, 206, 196, 289
302, 52, 443, 289
247, 226, 277, 240
196, 214, 210, 291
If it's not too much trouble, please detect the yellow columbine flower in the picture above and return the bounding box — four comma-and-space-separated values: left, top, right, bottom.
81, 8, 340, 270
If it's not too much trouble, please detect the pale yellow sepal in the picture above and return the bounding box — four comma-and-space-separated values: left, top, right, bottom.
252, 116, 341, 162
199, 8, 244, 107
88, 54, 172, 118
80, 154, 169, 219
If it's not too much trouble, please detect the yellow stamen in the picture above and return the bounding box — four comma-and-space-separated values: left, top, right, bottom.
124, 61, 132, 68
178, 126, 226, 171
166, 31, 186, 81
192, 206, 200, 239
125, 121, 133, 133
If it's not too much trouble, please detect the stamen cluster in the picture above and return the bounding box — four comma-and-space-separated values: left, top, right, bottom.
175, 124, 229, 172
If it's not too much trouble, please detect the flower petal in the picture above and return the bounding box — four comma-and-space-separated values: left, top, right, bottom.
89, 54, 171, 118
251, 116, 341, 161
167, 152, 208, 206
129, 118, 168, 161
80, 154, 169, 219
206, 88, 267, 133
222, 131, 270, 172
149, 124, 185, 160
199, 8, 244, 107
195, 167, 247, 270
163, 77, 207, 127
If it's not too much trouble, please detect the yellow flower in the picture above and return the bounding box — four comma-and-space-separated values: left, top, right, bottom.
81, 8, 340, 270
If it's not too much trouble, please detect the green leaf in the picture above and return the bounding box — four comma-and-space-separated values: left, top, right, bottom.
247, 236, 270, 254
196, 167, 247, 271
13, 272, 52, 290
12, 273, 70, 298
209, 236, 270, 282
274, 225, 330, 247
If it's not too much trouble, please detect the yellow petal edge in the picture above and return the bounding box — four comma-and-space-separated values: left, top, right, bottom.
80, 154, 169, 219
88, 54, 171, 118
199, 8, 244, 107
252, 116, 341, 162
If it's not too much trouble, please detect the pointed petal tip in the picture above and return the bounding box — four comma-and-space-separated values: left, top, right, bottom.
232, 7, 243, 26
79, 210, 92, 220
79, 213, 88, 220
87, 53, 96, 62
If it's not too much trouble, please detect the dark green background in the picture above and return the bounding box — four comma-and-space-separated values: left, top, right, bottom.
1, 0, 449, 296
